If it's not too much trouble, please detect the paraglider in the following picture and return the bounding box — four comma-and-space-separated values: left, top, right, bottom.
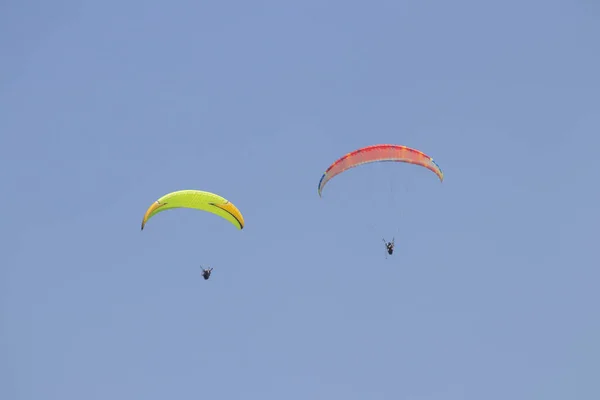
141, 189, 245, 281
317, 144, 443, 257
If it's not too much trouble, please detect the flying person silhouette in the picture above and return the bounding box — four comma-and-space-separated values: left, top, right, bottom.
201, 266, 213, 280
382, 238, 395, 256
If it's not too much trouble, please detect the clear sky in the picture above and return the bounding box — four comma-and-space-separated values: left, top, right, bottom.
2, 1, 599, 399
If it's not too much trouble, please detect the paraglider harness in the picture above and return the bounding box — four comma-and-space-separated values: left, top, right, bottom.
201, 266, 213, 280
383, 238, 395, 256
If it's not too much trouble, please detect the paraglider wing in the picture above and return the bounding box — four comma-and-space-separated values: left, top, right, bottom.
317, 144, 443, 197
141, 190, 245, 230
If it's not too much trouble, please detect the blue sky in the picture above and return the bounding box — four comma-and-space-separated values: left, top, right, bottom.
2, 1, 599, 399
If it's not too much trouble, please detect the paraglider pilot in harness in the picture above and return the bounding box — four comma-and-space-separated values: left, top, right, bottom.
383, 238, 395, 255
201, 266, 213, 280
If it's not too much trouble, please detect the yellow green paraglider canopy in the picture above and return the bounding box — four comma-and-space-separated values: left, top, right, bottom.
141, 190, 245, 230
